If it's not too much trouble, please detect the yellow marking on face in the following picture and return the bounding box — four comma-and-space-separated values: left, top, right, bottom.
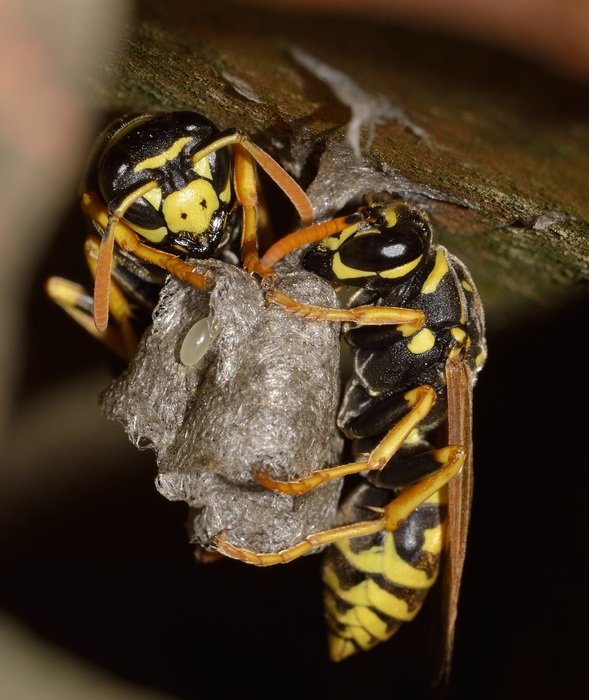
334, 533, 435, 589
134, 136, 192, 172
462, 279, 473, 292
142, 187, 162, 210
218, 176, 232, 203
407, 327, 435, 354
193, 156, 213, 180
422, 247, 449, 294
476, 348, 487, 368
162, 180, 219, 234
194, 155, 231, 203
128, 222, 168, 243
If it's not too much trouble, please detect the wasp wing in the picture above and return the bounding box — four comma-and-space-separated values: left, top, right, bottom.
435, 353, 475, 684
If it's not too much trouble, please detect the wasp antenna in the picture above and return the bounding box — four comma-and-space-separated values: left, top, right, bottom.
93, 219, 116, 331
239, 139, 314, 226
93, 180, 159, 332
261, 215, 352, 267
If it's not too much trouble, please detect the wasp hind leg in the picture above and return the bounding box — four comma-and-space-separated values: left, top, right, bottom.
213, 442, 464, 566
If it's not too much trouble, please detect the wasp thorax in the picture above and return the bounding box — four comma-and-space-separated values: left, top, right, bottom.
304, 201, 432, 287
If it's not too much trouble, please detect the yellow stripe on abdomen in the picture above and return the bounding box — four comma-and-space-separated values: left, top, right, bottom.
322, 497, 446, 661
334, 531, 439, 590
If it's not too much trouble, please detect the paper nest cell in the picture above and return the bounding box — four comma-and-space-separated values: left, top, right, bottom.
100, 258, 345, 554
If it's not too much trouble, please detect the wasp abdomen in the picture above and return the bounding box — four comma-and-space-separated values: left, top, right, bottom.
323, 482, 446, 661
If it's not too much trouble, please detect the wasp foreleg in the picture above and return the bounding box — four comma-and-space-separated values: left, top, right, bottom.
81, 192, 214, 292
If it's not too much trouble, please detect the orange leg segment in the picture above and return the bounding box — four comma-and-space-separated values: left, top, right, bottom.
257, 385, 436, 495
214, 444, 465, 567
232, 144, 274, 278
189, 130, 314, 227
266, 289, 425, 331
92, 180, 159, 332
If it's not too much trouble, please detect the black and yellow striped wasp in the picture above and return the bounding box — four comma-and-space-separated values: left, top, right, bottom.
46, 111, 486, 674
46, 110, 315, 359
215, 196, 487, 669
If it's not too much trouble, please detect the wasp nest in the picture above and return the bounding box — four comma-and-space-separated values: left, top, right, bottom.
101, 258, 344, 555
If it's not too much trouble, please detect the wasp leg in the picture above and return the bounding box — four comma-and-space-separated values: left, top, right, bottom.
93, 180, 160, 331
188, 129, 314, 279
260, 204, 384, 268
213, 445, 464, 566
266, 290, 425, 331
46, 233, 143, 360
45, 276, 129, 359
259, 209, 426, 328
232, 144, 272, 278
189, 129, 314, 227
257, 385, 436, 495
84, 235, 142, 359
193, 545, 224, 564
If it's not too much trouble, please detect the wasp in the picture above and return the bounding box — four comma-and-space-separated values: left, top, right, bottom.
46, 111, 486, 675
213, 195, 487, 670
45, 110, 316, 357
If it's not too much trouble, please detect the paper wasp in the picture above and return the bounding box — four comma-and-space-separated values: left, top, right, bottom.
46, 111, 486, 674
215, 196, 487, 668
46, 110, 314, 358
